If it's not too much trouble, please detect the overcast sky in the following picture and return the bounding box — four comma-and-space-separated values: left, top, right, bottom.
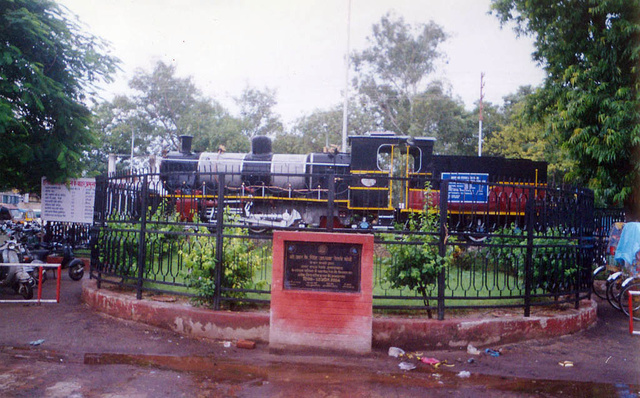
58, 0, 546, 125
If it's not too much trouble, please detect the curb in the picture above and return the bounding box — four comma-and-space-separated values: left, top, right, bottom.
82, 279, 597, 350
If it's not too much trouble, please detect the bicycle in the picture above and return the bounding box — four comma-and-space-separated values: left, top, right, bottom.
619, 276, 640, 321
594, 222, 624, 302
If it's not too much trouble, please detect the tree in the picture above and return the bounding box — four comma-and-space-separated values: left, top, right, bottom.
409, 82, 476, 155
235, 86, 283, 138
85, 95, 140, 175
189, 101, 248, 153
484, 86, 574, 182
89, 61, 245, 173
491, 0, 640, 212
351, 13, 448, 136
0, 0, 118, 191
273, 104, 377, 154
127, 61, 201, 150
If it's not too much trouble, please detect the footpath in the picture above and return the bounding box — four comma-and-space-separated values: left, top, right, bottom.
0, 275, 638, 397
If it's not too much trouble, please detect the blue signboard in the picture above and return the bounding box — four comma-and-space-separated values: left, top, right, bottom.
441, 173, 489, 204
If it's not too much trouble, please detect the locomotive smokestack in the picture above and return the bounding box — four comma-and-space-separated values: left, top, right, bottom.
179, 135, 193, 154
251, 135, 272, 155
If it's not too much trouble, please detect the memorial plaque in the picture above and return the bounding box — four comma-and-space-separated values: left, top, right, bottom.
271, 231, 373, 353
284, 242, 361, 293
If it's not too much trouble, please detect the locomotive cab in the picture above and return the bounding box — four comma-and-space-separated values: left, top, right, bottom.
348, 132, 435, 228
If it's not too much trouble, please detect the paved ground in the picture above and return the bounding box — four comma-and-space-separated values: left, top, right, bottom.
0, 273, 639, 397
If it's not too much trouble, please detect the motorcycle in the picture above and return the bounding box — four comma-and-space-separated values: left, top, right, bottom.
0, 239, 36, 299
30, 239, 85, 281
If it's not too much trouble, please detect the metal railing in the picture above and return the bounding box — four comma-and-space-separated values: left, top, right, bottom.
44, 221, 91, 248
90, 169, 597, 319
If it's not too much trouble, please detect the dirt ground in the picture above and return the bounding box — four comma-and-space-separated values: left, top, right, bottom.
0, 273, 639, 397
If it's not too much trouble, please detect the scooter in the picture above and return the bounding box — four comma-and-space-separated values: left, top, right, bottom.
30, 240, 85, 281
0, 240, 36, 299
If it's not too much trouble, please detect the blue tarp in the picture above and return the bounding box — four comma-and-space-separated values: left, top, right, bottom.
614, 222, 640, 267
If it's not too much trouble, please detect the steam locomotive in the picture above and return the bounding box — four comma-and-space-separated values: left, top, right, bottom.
159, 133, 547, 231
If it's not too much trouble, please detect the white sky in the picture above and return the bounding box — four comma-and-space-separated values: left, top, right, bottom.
57, 0, 546, 125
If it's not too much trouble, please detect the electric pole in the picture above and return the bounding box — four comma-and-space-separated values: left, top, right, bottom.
341, 0, 351, 153
478, 72, 485, 157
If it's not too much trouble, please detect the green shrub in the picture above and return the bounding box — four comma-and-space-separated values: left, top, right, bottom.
180, 211, 262, 306
477, 225, 578, 293
383, 209, 457, 318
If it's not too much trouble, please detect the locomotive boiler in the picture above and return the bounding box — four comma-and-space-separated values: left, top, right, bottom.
159, 132, 547, 232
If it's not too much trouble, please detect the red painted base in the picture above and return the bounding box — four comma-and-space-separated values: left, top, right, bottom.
269, 231, 374, 354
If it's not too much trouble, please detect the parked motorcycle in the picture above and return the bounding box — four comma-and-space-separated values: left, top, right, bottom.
0, 239, 36, 299
2, 221, 45, 284
30, 240, 85, 281
3, 221, 84, 282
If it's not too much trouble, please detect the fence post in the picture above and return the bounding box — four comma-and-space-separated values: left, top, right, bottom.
438, 180, 449, 320
92, 175, 107, 289
213, 173, 225, 310
576, 189, 590, 309
327, 171, 335, 232
135, 174, 148, 300
524, 187, 535, 317
90, 225, 100, 288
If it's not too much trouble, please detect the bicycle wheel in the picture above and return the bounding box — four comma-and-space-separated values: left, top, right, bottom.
592, 266, 607, 300
619, 281, 640, 321
606, 278, 624, 311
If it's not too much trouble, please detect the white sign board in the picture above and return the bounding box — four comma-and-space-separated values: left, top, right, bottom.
41, 178, 96, 223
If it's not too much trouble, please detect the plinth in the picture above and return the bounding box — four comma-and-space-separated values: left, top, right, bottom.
269, 231, 374, 354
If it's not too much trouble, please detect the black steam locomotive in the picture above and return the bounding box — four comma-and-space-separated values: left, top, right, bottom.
159, 133, 547, 231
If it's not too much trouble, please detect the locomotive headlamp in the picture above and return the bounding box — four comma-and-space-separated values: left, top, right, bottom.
361, 178, 376, 187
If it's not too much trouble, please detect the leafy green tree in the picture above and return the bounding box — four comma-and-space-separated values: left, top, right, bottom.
352, 13, 448, 136
89, 61, 245, 173
189, 101, 248, 154
127, 61, 203, 150
273, 104, 377, 154
410, 82, 476, 155
0, 0, 118, 191
491, 0, 640, 212
484, 86, 574, 182
235, 86, 283, 138
85, 95, 140, 175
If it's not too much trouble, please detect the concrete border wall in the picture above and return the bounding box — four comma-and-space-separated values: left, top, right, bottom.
82, 279, 597, 350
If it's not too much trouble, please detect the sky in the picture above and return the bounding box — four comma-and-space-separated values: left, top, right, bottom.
57, 0, 546, 125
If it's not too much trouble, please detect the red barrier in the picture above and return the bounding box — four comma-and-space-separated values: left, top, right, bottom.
0, 263, 62, 304
628, 290, 640, 336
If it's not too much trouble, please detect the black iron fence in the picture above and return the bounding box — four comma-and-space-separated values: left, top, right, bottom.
592, 207, 626, 265
90, 169, 598, 319
44, 221, 92, 248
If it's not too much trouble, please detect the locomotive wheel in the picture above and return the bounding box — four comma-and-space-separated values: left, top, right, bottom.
465, 233, 488, 243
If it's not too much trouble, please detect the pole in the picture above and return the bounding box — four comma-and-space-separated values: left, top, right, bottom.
327, 171, 335, 232
341, 0, 351, 153
478, 72, 485, 157
524, 187, 534, 317
438, 180, 449, 320
130, 129, 135, 174
213, 174, 225, 310
136, 174, 148, 300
